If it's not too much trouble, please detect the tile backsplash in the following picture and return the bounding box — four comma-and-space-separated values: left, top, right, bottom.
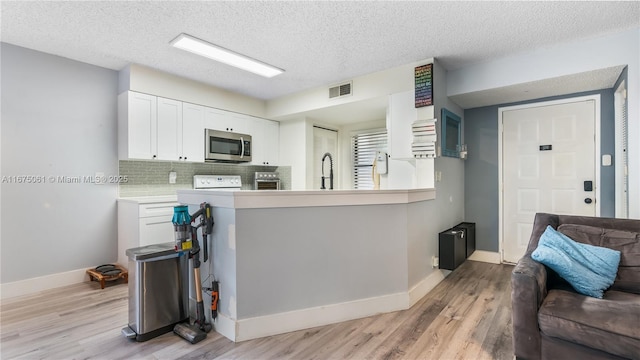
118, 160, 291, 197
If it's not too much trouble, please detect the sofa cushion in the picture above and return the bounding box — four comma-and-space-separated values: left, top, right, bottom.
559, 224, 640, 294
538, 289, 640, 359
532, 226, 620, 298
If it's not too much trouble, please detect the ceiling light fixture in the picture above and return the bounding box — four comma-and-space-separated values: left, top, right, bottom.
170, 33, 284, 78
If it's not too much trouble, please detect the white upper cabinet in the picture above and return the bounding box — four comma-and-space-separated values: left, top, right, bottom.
265, 119, 280, 165
386, 90, 418, 159
119, 91, 157, 160
119, 91, 277, 164
119, 91, 204, 162
182, 102, 205, 162
256, 119, 280, 166
156, 97, 182, 161
204, 108, 251, 135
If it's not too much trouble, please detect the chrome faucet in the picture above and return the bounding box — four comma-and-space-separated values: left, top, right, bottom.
321, 152, 334, 190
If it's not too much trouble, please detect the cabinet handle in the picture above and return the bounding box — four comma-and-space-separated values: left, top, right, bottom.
184, 157, 187, 160
179, 156, 183, 160
146, 220, 172, 225
152, 155, 157, 159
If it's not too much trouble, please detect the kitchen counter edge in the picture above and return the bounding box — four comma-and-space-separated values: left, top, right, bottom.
177, 188, 436, 209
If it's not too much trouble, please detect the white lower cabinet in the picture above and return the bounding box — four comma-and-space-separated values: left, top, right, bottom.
139, 216, 175, 246
117, 199, 179, 268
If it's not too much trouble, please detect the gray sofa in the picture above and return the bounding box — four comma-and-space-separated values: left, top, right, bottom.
511, 213, 640, 359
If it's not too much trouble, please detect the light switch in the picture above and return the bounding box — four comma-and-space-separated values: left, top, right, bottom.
169, 171, 177, 184
602, 154, 612, 166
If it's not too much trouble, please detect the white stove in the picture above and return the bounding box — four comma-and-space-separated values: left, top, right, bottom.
193, 175, 242, 191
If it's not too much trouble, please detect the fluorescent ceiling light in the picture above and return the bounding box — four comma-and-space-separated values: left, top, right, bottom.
170, 33, 284, 78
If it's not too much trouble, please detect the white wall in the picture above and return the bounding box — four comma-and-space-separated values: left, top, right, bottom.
126, 64, 267, 118
267, 58, 434, 120
447, 27, 640, 218
278, 118, 313, 190
1, 43, 119, 284
407, 157, 465, 288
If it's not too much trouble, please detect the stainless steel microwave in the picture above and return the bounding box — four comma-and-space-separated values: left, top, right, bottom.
205, 129, 252, 163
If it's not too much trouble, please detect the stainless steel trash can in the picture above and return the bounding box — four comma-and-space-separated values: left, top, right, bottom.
121, 242, 189, 342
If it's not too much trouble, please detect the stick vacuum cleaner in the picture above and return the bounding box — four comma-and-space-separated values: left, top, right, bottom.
172, 203, 214, 344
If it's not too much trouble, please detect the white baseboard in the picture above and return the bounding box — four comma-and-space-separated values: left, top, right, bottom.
408, 270, 448, 307
1, 268, 88, 300
212, 313, 237, 342
468, 250, 501, 264
234, 292, 409, 342
232, 270, 450, 342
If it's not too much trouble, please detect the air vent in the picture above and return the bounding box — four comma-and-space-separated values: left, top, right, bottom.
329, 82, 352, 99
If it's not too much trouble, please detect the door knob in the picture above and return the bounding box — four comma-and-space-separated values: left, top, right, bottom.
584, 198, 593, 204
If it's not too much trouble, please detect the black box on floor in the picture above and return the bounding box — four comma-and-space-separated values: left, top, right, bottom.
453, 222, 476, 258
438, 228, 466, 271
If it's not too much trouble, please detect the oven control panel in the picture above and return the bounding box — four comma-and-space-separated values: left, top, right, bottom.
193, 175, 242, 189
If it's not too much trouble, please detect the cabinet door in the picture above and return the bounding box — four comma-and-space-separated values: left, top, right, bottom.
182, 102, 205, 162
156, 97, 183, 160
127, 92, 157, 159
249, 117, 266, 165
226, 113, 252, 135
204, 108, 252, 134
204, 108, 225, 132
264, 120, 280, 165
139, 216, 175, 246
387, 91, 417, 159
248, 116, 279, 166
252, 119, 279, 165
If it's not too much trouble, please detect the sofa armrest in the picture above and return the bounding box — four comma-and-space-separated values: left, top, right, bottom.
512, 255, 548, 360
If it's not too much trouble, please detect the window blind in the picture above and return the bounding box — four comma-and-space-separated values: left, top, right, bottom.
352, 129, 387, 189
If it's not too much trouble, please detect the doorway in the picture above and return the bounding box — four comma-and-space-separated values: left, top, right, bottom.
313, 126, 338, 190
499, 96, 601, 264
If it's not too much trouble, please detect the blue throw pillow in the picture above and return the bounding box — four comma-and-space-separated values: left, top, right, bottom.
531, 225, 621, 298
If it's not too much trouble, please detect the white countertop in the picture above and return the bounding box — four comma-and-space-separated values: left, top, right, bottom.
177, 188, 436, 209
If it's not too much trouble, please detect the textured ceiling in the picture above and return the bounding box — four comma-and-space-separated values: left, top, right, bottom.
1, 1, 639, 105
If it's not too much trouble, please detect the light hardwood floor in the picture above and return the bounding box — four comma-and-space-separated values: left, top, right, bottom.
1, 261, 514, 359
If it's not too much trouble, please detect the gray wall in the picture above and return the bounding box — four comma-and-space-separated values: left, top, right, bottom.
408, 156, 465, 287
235, 204, 408, 318
1, 43, 119, 283
464, 89, 616, 252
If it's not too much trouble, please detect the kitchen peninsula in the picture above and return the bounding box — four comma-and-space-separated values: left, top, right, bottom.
177, 188, 442, 342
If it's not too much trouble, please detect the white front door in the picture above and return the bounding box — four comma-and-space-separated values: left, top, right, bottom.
502, 99, 597, 263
